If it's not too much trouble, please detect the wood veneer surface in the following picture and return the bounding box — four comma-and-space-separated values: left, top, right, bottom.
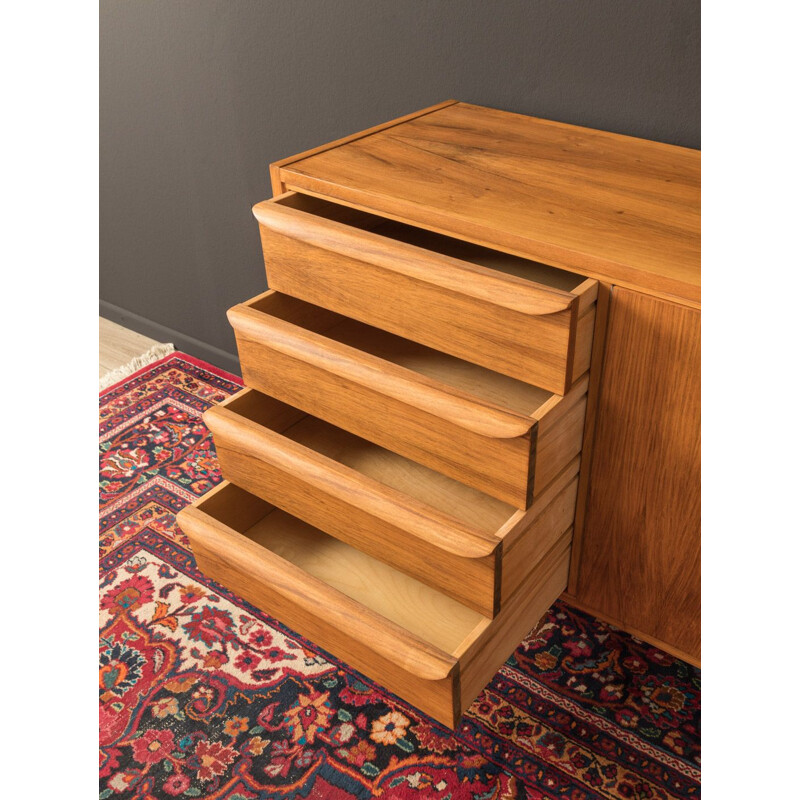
574, 288, 700, 659
254, 195, 596, 393
246, 509, 484, 654
248, 290, 555, 417
280, 414, 515, 533
277, 101, 700, 306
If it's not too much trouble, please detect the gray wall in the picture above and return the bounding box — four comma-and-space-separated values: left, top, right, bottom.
100, 0, 700, 374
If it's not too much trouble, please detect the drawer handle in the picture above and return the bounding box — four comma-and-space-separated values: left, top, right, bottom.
205, 406, 500, 560
253, 201, 575, 316
228, 304, 535, 441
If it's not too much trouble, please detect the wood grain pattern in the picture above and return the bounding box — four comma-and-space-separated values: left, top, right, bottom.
203, 386, 586, 617
254, 193, 597, 393
205, 396, 503, 616
185, 101, 703, 722
459, 531, 572, 709
277, 102, 700, 306
230, 302, 536, 438
255, 197, 577, 315
269, 100, 459, 196
186, 480, 275, 532
247, 510, 484, 654
501, 479, 578, 603
572, 305, 596, 381
177, 482, 573, 727
573, 289, 700, 660
178, 495, 462, 680
229, 290, 587, 508
496, 456, 580, 549
327, 319, 554, 415
568, 283, 612, 594
177, 494, 464, 727
534, 377, 587, 496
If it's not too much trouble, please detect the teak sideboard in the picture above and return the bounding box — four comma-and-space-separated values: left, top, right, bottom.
177, 100, 700, 728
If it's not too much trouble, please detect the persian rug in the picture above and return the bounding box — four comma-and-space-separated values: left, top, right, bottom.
99, 353, 700, 799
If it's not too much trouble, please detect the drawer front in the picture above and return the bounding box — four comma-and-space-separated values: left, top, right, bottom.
203, 391, 502, 617
229, 291, 589, 509
203, 388, 583, 619
253, 196, 597, 395
177, 482, 572, 728
177, 487, 464, 727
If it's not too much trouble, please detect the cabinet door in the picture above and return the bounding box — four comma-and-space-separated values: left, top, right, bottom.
572, 288, 700, 661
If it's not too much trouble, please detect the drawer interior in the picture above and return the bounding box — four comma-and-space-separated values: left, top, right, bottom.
248, 293, 556, 419
222, 389, 517, 534
197, 483, 487, 656
275, 193, 589, 293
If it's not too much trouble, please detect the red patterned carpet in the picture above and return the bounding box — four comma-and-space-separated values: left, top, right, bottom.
99, 353, 700, 799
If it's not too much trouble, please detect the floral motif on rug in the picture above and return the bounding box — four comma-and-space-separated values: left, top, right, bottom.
99, 353, 700, 799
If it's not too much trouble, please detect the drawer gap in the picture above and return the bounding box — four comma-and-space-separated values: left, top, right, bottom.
276, 193, 587, 293
280, 416, 512, 531
222, 389, 515, 534
326, 319, 554, 417
247, 292, 557, 419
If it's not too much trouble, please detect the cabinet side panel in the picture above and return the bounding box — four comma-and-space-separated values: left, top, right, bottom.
573, 288, 700, 660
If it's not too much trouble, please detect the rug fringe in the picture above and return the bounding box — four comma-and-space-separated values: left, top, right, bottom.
99, 343, 175, 391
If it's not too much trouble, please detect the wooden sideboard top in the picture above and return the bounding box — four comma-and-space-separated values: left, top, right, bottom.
271, 100, 700, 307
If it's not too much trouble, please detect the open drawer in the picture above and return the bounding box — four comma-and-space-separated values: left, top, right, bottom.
203, 388, 580, 617
229, 291, 589, 509
253, 193, 597, 395
176, 481, 572, 728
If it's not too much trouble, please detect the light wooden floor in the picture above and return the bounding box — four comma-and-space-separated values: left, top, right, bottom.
99, 317, 160, 378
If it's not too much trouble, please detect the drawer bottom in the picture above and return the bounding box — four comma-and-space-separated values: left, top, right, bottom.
178, 482, 572, 727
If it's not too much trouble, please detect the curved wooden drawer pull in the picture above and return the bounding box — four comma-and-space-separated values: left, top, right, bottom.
253, 200, 575, 317
204, 405, 500, 561
228, 303, 535, 441
177, 505, 458, 682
